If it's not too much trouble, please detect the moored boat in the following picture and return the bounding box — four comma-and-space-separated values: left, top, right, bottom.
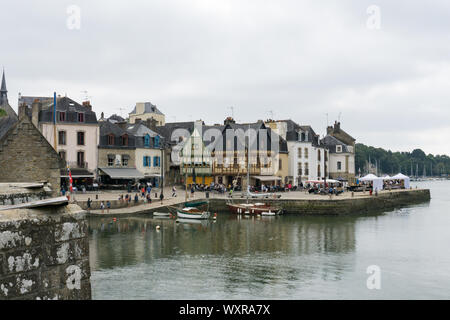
177, 207, 211, 219
227, 202, 281, 215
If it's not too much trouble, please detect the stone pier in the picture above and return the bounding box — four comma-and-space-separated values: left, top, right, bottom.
0, 203, 91, 300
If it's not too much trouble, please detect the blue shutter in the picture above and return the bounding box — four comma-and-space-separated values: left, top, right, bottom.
143, 156, 147, 167
155, 136, 160, 148
153, 156, 157, 167
148, 156, 151, 167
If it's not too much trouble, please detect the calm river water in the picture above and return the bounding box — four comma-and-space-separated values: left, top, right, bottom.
89, 180, 450, 299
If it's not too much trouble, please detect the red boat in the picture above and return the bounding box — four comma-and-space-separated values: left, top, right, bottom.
226, 202, 281, 215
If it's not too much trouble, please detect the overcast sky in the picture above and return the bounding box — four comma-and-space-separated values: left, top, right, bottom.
1, 0, 450, 155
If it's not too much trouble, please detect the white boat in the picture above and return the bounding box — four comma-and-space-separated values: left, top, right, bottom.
176, 207, 211, 219
153, 212, 171, 216
261, 211, 277, 216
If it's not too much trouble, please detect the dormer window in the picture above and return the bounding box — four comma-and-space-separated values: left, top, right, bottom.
300, 132, 305, 142
154, 136, 160, 148
121, 134, 128, 146
78, 112, 84, 122
108, 134, 114, 146
59, 112, 66, 122
144, 134, 150, 147
336, 145, 342, 153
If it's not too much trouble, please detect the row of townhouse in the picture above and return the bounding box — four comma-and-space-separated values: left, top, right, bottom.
154, 116, 355, 189
16, 95, 165, 189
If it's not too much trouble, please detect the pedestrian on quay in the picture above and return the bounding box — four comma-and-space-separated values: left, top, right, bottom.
160, 192, 164, 204
146, 192, 152, 203
172, 186, 177, 197
106, 200, 111, 213
141, 187, 145, 198
100, 201, 105, 214
191, 185, 195, 198
87, 198, 92, 213
134, 193, 139, 203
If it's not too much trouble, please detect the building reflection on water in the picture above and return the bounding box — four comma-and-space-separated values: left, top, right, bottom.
89, 213, 357, 293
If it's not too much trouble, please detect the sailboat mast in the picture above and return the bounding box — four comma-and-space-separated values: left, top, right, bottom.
247, 125, 250, 204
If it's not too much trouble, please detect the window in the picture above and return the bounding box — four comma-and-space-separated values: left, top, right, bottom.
300, 132, 305, 141
337, 161, 342, 171
108, 134, 114, 146
144, 135, 150, 147
58, 151, 66, 161
108, 155, 115, 167
153, 156, 160, 167
154, 136, 160, 148
77, 151, 85, 167
279, 159, 282, 170
122, 155, 129, 167
336, 145, 342, 153
77, 132, 85, 146
58, 131, 66, 145
78, 113, 84, 122
298, 148, 302, 158
59, 112, 66, 122
318, 149, 321, 161
121, 134, 128, 146
297, 163, 302, 176
304, 148, 308, 159
325, 150, 328, 161
143, 156, 151, 167
304, 163, 309, 176
318, 164, 321, 178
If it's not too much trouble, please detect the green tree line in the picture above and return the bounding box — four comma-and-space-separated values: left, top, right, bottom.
355, 143, 450, 177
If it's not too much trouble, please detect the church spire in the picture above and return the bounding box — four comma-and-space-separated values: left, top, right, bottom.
0, 68, 7, 105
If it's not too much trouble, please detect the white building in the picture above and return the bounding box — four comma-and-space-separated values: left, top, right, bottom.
19, 96, 99, 183
127, 121, 164, 187
267, 120, 328, 186
321, 121, 356, 183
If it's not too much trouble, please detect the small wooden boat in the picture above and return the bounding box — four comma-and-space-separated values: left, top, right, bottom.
177, 207, 211, 219
227, 202, 281, 215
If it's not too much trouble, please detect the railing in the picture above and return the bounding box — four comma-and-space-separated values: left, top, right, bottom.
181, 166, 212, 175
67, 161, 89, 169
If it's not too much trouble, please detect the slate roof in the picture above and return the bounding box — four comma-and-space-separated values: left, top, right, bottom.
99, 120, 136, 149
19, 96, 98, 124
129, 102, 164, 115
321, 135, 350, 153
0, 115, 18, 142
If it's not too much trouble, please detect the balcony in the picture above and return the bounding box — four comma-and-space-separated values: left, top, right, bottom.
67, 161, 89, 169
212, 164, 263, 175
181, 166, 212, 175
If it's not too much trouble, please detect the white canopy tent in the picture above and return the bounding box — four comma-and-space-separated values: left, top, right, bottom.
382, 175, 392, 180
359, 174, 384, 192
391, 173, 410, 189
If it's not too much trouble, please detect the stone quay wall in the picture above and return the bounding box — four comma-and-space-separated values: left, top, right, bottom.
0, 204, 91, 300
207, 189, 431, 215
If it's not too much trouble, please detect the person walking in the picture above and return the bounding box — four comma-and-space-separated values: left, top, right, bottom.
87, 198, 92, 213
134, 193, 139, 204
100, 201, 105, 214
160, 192, 164, 204
172, 186, 177, 197
106, 200, 111, 213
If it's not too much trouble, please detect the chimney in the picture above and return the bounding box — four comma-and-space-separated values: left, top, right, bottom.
146, 118, 157, 131
224, 117, 235, 125
82, 101, 92, 111
117, 121, 128, 130
334, 121, 341, 132
31, 99, 42, 128
18, 102, 28, 120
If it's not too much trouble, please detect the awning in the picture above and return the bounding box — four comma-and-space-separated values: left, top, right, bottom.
253, 175, 282, 181
99, 168, 144, 179
60, 168, 94, 178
